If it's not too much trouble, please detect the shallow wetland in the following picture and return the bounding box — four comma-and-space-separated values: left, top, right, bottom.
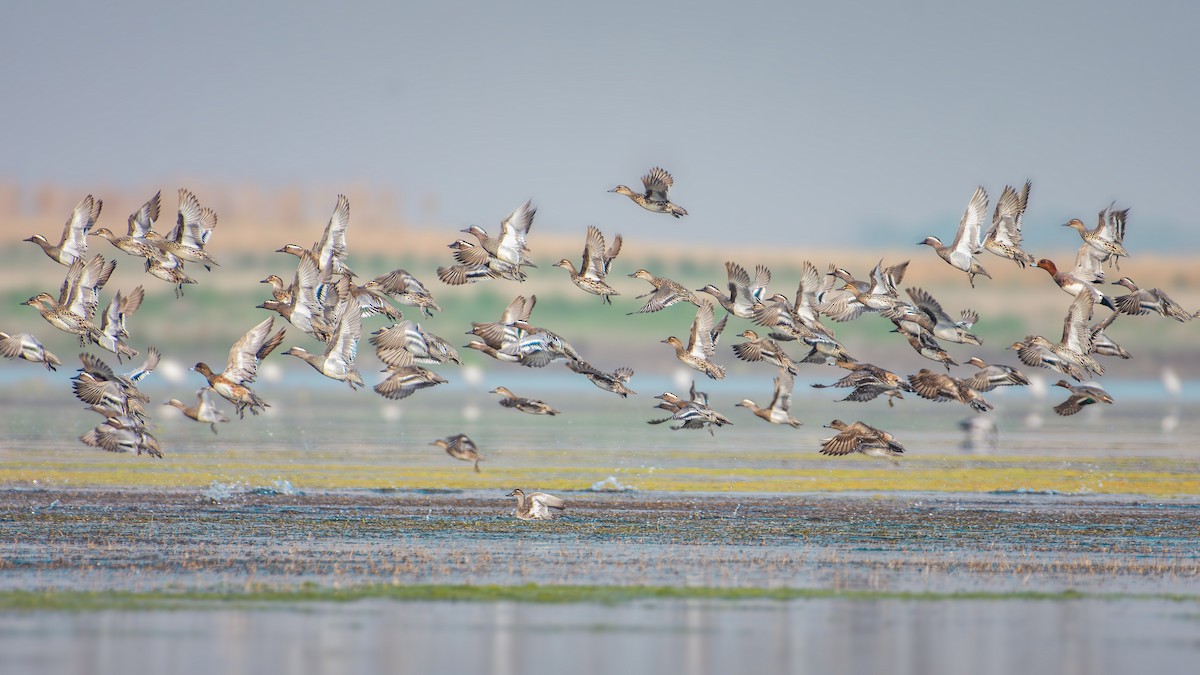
1, 387, 1198, 674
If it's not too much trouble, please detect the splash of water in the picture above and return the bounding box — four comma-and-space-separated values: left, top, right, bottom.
202, 478, 301, 502
590, 475, 636, 492
201, 480, 247, 503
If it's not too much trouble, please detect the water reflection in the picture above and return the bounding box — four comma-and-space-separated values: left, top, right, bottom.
0, 598, 1194, 675
958, 415, 998, 453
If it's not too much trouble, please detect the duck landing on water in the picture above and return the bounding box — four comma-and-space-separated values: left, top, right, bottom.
506, 488, 566, 520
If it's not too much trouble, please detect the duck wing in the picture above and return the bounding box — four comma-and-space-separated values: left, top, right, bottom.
125, 346, 160, 383
723, 260, 751, 298
603, 233, 622, 274
769, 369, 794, 412
61, 195, 101, 261
565, 358, 604, 378
641, 167, 674, 201
374, 366, 446, 400
223, 317, 279, 384
0, 332, 27, 360
795, 261, 823, 316
732, 335, 769, 364
749, 265, 772, 302
314, 195, 351, 273
687, 303, 718, 358
78, 351, 119, 381
100, 285, 145, 341
841, 385, 888, 403
292, 252, 331, 307
957, 308, 979, 330
961, 370, 995, 392
950, 186, 989, 255
820, 429, 864, 456
581, 225, 608, 280
908, 370, 954, 402
1113, 287, 1153, 316
498, 294, 536, 324
906, 287, 953, 324
437, 263, 496, 285
1096, 205, 1128, 247
64, 255, 116, 320
1070, 241, 1106, 283
751, 298, 795, 330
448, 434, 476, 453
531, 492, 565, 510
98, 290, 124, 339
118, 285, 145, 325
1060, 292, 1095, 354
196, 387, 225, 419
1155, 289, 1191, 320
370, 320, 419, 351
868, 260, 908, 296
498, 332, 556, 368
1053, 392, 1090, 416
451, 241, 494, 267
633, 285, 684, 314
371, 268, 428, 296
72, 376, 126, 409
169, 189, 203, 244
171, 189, 215, 250
985, 181, 1029, 247
817, 292, 868, 323
324, 299, 362, 368
127, 191, 161, 238
175, 205, 217, 250
496, 200, 535, 265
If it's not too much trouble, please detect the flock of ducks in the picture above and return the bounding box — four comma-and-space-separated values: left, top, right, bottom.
5, 170, 1198, 519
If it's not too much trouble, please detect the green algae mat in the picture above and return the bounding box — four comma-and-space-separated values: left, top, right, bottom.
3, 452, 1199, 497
4, 585, 1199, 612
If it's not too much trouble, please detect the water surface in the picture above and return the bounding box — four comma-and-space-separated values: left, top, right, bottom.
2, 597, 1196, 675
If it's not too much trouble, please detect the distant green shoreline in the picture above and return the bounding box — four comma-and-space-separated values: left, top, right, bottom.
2, 585, 1197, 611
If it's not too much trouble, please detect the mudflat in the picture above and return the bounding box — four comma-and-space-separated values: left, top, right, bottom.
2, 487, 1195, 599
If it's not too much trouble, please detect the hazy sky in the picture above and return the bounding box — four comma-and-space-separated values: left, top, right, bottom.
2, 0, 1197, 250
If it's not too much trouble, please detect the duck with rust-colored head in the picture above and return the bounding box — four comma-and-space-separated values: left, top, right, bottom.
192, 317, 286, 418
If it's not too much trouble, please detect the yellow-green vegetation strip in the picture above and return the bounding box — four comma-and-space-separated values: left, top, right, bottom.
3, 454, 1199, 497
2, 585, 1199, 611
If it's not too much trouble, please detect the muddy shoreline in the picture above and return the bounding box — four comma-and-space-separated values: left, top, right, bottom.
2, 487, 1195, 596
